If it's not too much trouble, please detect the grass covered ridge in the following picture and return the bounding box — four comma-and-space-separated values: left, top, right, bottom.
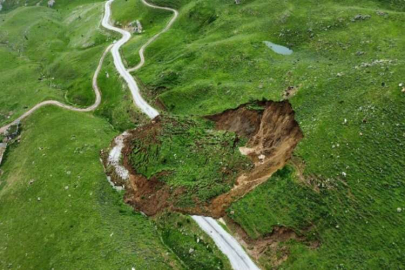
1, 0, 405, 268
0, 0, 233, 268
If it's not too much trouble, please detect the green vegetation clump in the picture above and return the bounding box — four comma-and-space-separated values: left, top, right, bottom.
130, 115, 252, 205
229, 166, 325, 239
156, 212, 232, 270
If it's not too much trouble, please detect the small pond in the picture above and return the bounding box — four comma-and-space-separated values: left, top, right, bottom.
264, 41, 293, 55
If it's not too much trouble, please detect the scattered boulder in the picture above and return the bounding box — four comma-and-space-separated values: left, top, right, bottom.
376, 11, 387, 16
258, 154, 265, 163
47, 0, 55, 7
129, 20, 143, 34
352, 14, 371, 22
4, 120, 21, 141
283, 86, 298, 99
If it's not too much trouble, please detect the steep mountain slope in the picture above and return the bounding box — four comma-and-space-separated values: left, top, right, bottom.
124, 0, 405, 268
0, 0, 231, 269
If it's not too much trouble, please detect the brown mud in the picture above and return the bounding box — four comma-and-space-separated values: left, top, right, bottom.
101, 100, 307, 267
223, 216, 319, 269
207, 101, 303, 217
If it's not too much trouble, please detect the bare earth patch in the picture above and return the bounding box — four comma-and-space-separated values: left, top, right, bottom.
208, 100, 303, 216
102, 100, 303, 217
223, 216, 319, 269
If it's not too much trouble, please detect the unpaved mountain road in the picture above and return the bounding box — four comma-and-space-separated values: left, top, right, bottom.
0, 0, 171, 133
127, 0, 179, 72
192, 216, 260, 270
102, 0, 159, 118
0, 44, 112, 134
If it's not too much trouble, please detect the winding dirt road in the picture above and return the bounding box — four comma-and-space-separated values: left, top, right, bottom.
102, 0, 159, 118
0, 0, 175, 133
0, 44, 112, 134
127, 0, 178, 72
192, 216, 260, 270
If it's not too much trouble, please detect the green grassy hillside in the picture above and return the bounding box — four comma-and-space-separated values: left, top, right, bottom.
1, 0, 405, 268
0, 0, 233, 269
137, 0, 405, 115
0, 106, 180, 269
111, 0, 173, 67
128, 0, 405, 268
0, 1, 112, 126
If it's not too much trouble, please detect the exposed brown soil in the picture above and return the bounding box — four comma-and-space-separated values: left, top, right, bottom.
207, 101, 303, 217
103, 100, 303, 217
223, 216, 319, 269
102, 99, 306, 268
207, 106, 262, 138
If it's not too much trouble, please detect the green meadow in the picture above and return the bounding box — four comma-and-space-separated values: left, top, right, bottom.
0, 0, 230, 269
0, 106, 180, 269
0, 0, 111, 126
1, 0, 405, 268
131, 0, 405, 268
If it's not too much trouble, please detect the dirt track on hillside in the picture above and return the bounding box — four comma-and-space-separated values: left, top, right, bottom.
0, 44, 111, 134
0, 0, 180, 133
128, 0, 179, 72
